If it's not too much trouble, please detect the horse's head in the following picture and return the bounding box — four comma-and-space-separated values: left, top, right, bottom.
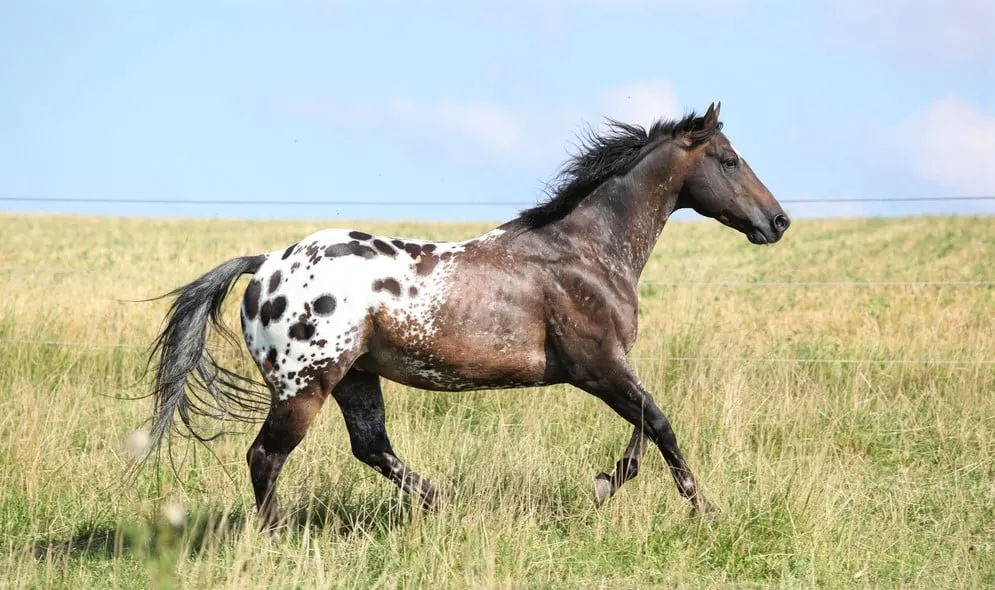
674, 102, 789, 244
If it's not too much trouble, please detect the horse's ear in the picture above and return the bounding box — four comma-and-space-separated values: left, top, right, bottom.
704, 101, 721, 130
681, 101, 722, 148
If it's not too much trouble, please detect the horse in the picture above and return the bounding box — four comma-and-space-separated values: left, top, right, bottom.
142, 102, 790, 530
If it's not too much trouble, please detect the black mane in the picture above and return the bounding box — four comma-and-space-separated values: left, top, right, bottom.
515, 111, 705, 229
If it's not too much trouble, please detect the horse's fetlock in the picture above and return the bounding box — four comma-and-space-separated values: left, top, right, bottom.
618, 457, 640, 480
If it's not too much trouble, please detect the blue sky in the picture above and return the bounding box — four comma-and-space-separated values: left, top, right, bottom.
1, 0, 993, 224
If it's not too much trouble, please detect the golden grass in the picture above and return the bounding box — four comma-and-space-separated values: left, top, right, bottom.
1, 212, 993, 588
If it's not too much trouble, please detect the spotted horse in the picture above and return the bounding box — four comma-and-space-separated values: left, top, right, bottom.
141, 103, 791, 530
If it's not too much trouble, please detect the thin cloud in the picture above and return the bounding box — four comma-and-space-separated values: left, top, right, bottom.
898, 98, 995, 195
824, 0, 995, 62
388, 96, 540, 160
271, 93, 541, 161
270, 77, 686, 165
599, 78, 680, 128
386, 80, 683, 161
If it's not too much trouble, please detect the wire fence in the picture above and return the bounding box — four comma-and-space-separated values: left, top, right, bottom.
3, 273, 990, 365
0, 337, 991, 366
4, 192, 992, 286
3, 195, 995, 207
2, 266, 994, 288
5, 273, 991, 366
3, 197, 992, 367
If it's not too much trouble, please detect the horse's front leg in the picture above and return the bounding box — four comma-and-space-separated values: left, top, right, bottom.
576, 360, 714, 515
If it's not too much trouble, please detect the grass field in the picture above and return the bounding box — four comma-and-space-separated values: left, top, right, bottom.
1, 212, 993, 588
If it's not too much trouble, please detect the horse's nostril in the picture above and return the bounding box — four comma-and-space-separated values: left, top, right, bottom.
773, 214, 790, 232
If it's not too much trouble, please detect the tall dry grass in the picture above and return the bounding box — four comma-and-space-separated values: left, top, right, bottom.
1, 212, 992, 588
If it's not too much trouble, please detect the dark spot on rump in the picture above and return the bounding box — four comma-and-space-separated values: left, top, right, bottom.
268, 270, 282, 294
304, 243, 323, 265
408, 286, 418, 296
349, 230, 373, 241
440, 251, 453, 261
244, 280, 262, 319
282, 243, 297, 260
415, 253, 439, 276
348, 241, 377, 258
325, 243, 353, 258
291, 262, 301, 272
404, 243, 421, 258
373, 278, 401, 297
422, 243, 437, 254
373, 239, 396, 256
271, 296, 287, 322
314, 295, 336, 315
260, 300, 272, 326
289, 318, 316, 341
391, 239, 405, 249
312, 339, 327, 348
264, 347, 278, 372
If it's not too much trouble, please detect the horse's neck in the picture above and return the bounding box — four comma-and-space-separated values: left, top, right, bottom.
557, 147, 683, 280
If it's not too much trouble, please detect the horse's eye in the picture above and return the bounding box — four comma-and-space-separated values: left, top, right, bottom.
722, 157, 738, 170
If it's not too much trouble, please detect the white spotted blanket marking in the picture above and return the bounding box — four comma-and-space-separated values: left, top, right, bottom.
241, 228, 505, 400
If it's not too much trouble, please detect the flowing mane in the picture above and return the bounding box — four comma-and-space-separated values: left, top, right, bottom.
515, 111, 709, 229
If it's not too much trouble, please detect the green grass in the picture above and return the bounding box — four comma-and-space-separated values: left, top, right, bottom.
1, 212, 993, 588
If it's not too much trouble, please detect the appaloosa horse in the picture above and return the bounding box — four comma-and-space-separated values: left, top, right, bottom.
143, 102, 790, 529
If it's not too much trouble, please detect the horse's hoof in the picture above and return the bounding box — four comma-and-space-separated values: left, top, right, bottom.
257, 505, 286, 537
593, 473, 613, 507
420, 486, 444, 512
258, 518, 285, 539
691, 497, 719, 523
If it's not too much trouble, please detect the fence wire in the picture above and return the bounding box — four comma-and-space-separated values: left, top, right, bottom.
3, 195, 995, 206
3, 202, 992, 367
2, 266, 993, 288
1, 337, 990, 366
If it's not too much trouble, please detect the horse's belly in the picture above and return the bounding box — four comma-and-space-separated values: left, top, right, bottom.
357, 337, 550, 392
358, 272, 550, 390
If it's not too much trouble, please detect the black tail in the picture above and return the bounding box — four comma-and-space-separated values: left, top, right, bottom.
138, 254, 270, 472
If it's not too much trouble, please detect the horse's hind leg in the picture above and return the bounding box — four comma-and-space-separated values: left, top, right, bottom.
593, 427, 648, 506
246, 351, 360, 532
247, 393, 327, 531
331, 369, 438, 510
